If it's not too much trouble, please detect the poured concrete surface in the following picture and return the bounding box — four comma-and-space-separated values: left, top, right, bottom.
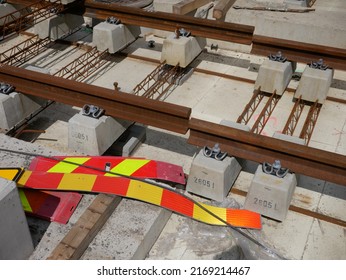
81, 199, 171, 260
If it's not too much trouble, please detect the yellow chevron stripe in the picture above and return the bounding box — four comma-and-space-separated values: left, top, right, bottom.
0, 168, 22, 181
57, 173, 96, 192
17, 170, 32, 186
48, 157, 90, 173
18, 189, 33, 212
193, 203, 227, 225
105, 159, 150, 177
126, 180, 163, 206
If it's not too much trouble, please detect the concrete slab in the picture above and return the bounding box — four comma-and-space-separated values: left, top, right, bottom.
318, 182, 346, 221
224, 0, 346, 49
147, 214, 241, 260
302, 219, 346, 259
81, 199, 171, 260
0, 178, 34, 260
260, 211, 314, 259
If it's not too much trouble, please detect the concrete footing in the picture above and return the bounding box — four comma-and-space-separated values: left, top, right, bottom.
273, 132, 305, 145
0, 178, 34, 260
34, 14, 84, 40
161, 35, 206, 67
244, 165, 297, 221
105, 124, 146, 156
220, 119, 251, 131
295, 66, 333, 104
255, 60, 294, 95
0, 92, 42, 130
68, 112, 132, 155
186, 149, 242, 202
93, 22, 141, 54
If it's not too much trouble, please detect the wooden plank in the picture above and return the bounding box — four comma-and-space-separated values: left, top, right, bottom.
47, 194, 122, 260
213, 0, 236, 19
173, 0, 211, 15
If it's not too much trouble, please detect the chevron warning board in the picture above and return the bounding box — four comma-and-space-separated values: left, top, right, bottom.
29, 156, 186, 185
0, 168, 81, 223
15, 170, 261, 229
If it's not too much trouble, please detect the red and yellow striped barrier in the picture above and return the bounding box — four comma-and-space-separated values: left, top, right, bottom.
29, 156, 186, 185
15, 170, 261, 229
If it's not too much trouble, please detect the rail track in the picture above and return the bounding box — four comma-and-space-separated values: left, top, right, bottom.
0, 64, 345, 186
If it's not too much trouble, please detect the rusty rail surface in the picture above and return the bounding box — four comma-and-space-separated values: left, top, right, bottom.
83, 0, 254, 45
0, 64, 345, 186
252, 35, 346, 71
188, 118, 346, 186
0, 64, 191, 134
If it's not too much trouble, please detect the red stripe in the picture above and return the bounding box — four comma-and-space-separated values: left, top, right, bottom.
28, 157, 56, 171
92, 176, 130, 196
131, 160, 157, 178
23, 189, 51, 213
25, 172, 65, 190
160, 189, 194, 217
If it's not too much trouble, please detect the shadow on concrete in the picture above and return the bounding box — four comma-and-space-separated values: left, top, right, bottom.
144, 127, 199, 158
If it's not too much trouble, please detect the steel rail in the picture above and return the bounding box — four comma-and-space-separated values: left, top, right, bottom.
0, 64, 345, 186
83, 1, 254, 45
252, 35, 346, 71
0, 64, 191, 134
188, 118, 346, 186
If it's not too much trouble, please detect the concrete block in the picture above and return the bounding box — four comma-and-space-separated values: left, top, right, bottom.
186, 149, 242, 202
106, 124, 146, 156
153, 0, 181, 12
93, 22, 141, 54
220, 119, 251, 131
0, 178, 34, 260
244, 165, 297, 221
295, 66, 333, 104
0, 4, 17, 26
34, 14, 84, 40
255, 60, 294, 95
284, 0, 309, 7
161, 35, 206, 67
273, 132, 305, 145
68, 112, 132, 155
0, 92, 41, 130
